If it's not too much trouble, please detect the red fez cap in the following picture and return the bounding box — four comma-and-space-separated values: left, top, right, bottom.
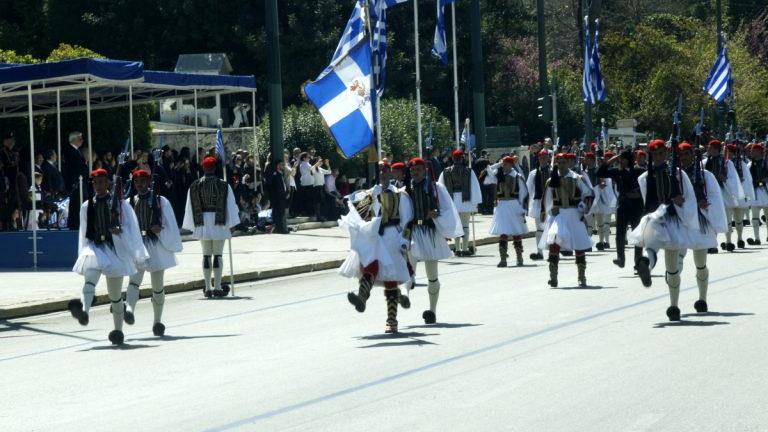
566, 153, 577, 159
90, 168, 108, 178
726, 143, 738, 151
604, 151, 615, 158
378, 160, 391, 171
677, 142, 693, 152
451, 149, 464, 158
708, 140, 722, 147
590, 142, 598, 151
502, 156, 516, 164
408, 157, 426, 167
555, 153, 567, 159
584, 152, 596, 158
752, 143, 765, 151
635, 150, 647, 158
202, 156, 217, 170
538, 149, 550, 157
132, 169, 150, 179
648, 139, 667, 151
391, 162, 406, 170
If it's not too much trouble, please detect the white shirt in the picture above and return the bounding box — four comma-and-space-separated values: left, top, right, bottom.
313, 166, 330, 186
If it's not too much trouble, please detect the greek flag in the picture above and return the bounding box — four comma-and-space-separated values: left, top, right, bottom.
582, 20, 606, 103
432, 0, 456, 65
703, 44, 733, 103
319, 0, 367, 79
590, 21, 606, 102
216, 127, 226, 164
304, 41, 375, 158
370, 0, 409, 95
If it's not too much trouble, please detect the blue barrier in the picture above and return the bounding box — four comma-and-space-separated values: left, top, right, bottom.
0, 230, 78, 269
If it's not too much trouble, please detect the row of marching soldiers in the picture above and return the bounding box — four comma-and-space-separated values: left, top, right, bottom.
67, 156, 239, 345
340, 137, 768, 332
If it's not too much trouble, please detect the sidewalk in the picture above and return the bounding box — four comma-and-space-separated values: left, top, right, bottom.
0, 214, 526, 320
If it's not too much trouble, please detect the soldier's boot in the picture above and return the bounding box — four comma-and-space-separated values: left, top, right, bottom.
497, 236, 508, 268
384, 288, 399, 333
576, 254, 587, 288
548, 254, 559, 288
513, 238, 524, 267
347, 273, 374, 313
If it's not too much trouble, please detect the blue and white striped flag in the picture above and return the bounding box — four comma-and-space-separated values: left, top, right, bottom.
370, 0, 409, 95
703, 44, 733, 103
432, 0, 456, 65
590, 20, 606, 102
304, 41, 375, 158
215, 127, 226, 164
319, 0, 367, 80
582, 22, 594, 104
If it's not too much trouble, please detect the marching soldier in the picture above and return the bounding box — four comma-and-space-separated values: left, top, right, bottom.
341, 161, 414, 333
68, 168, 148, 345
678, 142, 728, 313
526, 149, 551, 260
487, 156, 529, 267
703, 140, 743, 252
182, 156, 240, 298
747, 143, 768, 245
726, 143, 755, 249
540, 153, 594, 288
124, 169, 183, 336
404, 158, 462, 324
438, 150, 482, 257
629, 140, 698, 321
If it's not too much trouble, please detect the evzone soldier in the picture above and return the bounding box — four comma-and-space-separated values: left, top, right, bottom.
677, 142, 728, 313
582, 152, 617, 250
703, 140, 744, 252
747, 143, 768, 245
540, 153, 594, 288
486, 156, 529, 267
68, 168, 148, 345
526, 149, 551, 261
124, 169, 183, 336
629, 140, 699, 321
341, 161, 414, 333
403, 158, 462, 324
596, 150, 646, 270
182, 156, 240, 298
726, 143, 755, 249
390, 162, 406, 188
438, 149, 482, 257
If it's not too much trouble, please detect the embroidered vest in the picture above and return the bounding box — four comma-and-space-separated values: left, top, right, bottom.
190, 176, 228, 226
85, 195, 114, 245
443, 165, 472, 201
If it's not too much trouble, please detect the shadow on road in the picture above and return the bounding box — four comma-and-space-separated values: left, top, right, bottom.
78, 343, 159, 352
681, 312, 754, 318
653, 320, 730, 328
550, 285, 618, 290
0, 320, 101, 342
358, 339, 437, 348
403, 323, 482, 330
355, 331, 439, 348
129, 334, 241, 342
196, 296, 254, 301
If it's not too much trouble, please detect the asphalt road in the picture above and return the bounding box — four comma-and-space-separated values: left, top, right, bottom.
2, 238, 767, 432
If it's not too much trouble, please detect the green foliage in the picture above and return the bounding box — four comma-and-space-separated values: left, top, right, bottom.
0, 49, 38, 64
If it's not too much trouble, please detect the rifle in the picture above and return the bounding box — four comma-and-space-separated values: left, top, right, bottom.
110, 140, 131, 229
149, 148, 163, 230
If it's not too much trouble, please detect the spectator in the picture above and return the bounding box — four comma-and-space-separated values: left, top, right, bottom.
427, 146, 444, 180
323, 167, 345, 221
41, 149, 65, 199
268, 159, 290, 234
61, 131, 89, 229
312, 157, 331, 221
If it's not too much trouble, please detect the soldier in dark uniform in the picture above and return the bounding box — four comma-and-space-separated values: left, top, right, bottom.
182, 156, 240, 298
437, 150, 482, 256
747, 143, 768, 244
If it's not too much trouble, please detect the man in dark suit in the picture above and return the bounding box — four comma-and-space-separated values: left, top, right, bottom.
267, 159, 290, 234
41, 149, 65, 199
61, 131, 89, 229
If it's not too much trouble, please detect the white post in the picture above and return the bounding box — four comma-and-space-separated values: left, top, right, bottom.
219, 125, 236, 297
194, 89, 200, 178
27, 84, 38, 269
451, 2, 460, 149
56, 90, 62, 172
129, 85, 135, 157
414, 0, 423, 158
86, 82, 93, 172
251, 91, 260, 161
552, 87, 559, 144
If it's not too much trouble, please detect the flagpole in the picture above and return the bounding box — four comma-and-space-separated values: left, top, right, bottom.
218, 123, 236, 297
414, 0, 424, 158
451, 2, 460, 150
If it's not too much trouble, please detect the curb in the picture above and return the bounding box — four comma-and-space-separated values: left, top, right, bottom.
0, 232, 510, 321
